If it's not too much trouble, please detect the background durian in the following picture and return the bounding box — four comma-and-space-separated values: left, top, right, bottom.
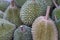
20, 0, 51, 26
4, 0, 22, 27
52, 0, 60, 40
14, 25, 33, 40
0, 0, 10, 11
0, 19, 16, 40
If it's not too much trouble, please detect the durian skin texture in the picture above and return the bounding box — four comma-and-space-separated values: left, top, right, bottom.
32, 16, 58, 40
44, 0, 56, 6
14, 0, 26, 7
20, 0, 47, 26
35, 0, 53, 6
55, 21, 60, 40
0, 19, 16, 40
4, 5, 22, 27
52, 6, 60, 20
0, 0, 10, 11
14, 25, 33, 40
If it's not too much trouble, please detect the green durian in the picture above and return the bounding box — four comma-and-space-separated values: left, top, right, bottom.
14, 0, 26, 8
44, 0, 53, 6
52, 6, 60, 20
32, 6, 58, 40
52, 0, 60, 20
20, 0, 47, 26
52, 0, 60, 40
4, 0, 22, 27
35, 0, 54, 18
0, 0, 10, 11
52, 8, 60, 39
0, 19, 16, 40
0, 10, 4, 18
35, 0, 53, 6
14, 25, 33, 40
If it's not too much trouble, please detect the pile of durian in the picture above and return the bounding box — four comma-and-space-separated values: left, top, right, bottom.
0, 0, 60, 40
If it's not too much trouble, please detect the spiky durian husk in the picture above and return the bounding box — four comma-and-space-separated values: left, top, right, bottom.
44, 0, 53, 6
35, 0, 53, 6
52, 7, 60, 20
20, 0, 47, 26
14, 0, 26, 7
4, 5, 22, 27
44, 0, 56, 6
0, 0, 10, 11
0, 19, 16, 40
32, 16, 58, 40
14, 25, 32, 40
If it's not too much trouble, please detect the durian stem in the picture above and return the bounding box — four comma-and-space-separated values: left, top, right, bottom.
53, 0, 58, 8
21, 27, 23, 31
20, 26, 24, 31
45, 6, 50, 20
10, 0, 15, 7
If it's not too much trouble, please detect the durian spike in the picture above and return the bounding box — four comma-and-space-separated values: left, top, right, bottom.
45, 6, 50, 20
10, 0, 15, 7
53, 0, 58, 8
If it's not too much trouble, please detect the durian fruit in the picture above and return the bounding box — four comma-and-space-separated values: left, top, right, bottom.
14, 25, 33, 40
0, 19, 16, 40
44, 0, 53, 6
32, 6, 58, 40
52, 0, 60, 20
55, 20, 60, 40
4, 0, 22, 27
20, 0, 47, 26
52, 6, 60, 20
52, 0, 60, 40
35, 0, 53, 6
35, 0, 54, 18
14, 0, 26, 8
0, 0, 10, 11
0, 10, 4, 18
